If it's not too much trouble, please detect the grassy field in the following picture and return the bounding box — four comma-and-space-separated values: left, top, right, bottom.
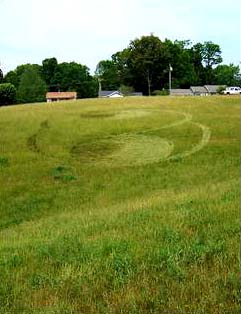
0, 95, 240, 313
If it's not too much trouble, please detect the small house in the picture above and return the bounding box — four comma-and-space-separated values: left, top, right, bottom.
204, 85, 224, 95
46, 92, 77, 102
170, 89, 193, 96
190, 86, 209, 96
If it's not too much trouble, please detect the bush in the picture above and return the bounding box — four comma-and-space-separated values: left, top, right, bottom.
217, 85, 226, 94
119, 85, 134, 96
0, 83, 16, 106
152, 89, 169, 96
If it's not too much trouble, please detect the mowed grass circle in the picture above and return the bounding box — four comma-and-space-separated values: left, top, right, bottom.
111, 109, 153, 120
98, 134, 174, 167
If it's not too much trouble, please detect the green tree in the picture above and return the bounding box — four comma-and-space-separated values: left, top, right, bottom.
189, 43, 206, 85
42, 58, 58, 90
52, 62, 98, 98
95, 60, 120, 91
111, 48, 133, 87
17, 67, 47, 103
3, 64, 43, 89
0, 67, 3, 83
127, 34, 165, 95
0, 83, 16, 106
162, 39, 200, 88
96, 37, 225, 91
200, 41, 222, 68
193, 41, 222, 84
109, 36, 209, 93
3, 70, 18, 87
213, 64, 241, 86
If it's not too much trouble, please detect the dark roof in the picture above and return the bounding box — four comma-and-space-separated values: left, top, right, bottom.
190, 86, 208, 94
127, 92, 143, 96
99, 91, 115, 97
204, 85, 224, 93
99, 90, 123, 97
170, 89, 193, 96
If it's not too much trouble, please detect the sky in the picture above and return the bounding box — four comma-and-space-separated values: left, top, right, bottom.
0, 0, 240, 75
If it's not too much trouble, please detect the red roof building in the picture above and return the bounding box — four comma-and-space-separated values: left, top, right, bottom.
46, 92, 77, 102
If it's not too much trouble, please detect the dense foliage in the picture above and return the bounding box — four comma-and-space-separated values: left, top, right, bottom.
0, 67, 3, 83
2, 35, 241, 102
16, 66, 47, 104
96, 35, 240, 95
0, 83, 16, 106
42, 59, 98, 98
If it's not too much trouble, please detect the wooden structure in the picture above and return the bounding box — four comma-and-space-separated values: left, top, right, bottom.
46, 92, 77, 102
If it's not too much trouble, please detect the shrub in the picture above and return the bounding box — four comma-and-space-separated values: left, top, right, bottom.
152, 89, 169, 96
0, 83, 16, 106
217, 85, 226, 94
119, 85, 134, 96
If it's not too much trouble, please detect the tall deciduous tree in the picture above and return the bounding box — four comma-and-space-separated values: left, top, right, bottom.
3, 64, 43, 89
17, 67, 47, 103
162, 39, 200, 88
42, 57, 58, 90
3, 70, 18, 87
95, 60, 120, 91
52, 62, 98, 98
193, 41, 222, 84
200, 41, 222, 68
213, 64, 241, 86
127, 35, 165, 95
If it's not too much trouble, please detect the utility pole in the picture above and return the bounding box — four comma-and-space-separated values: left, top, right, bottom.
169, 64, 173, 95
98, 77, 102, 98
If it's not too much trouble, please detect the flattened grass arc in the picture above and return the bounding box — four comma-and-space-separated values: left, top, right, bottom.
167, 122, 211, 161
98, 109, 211, 166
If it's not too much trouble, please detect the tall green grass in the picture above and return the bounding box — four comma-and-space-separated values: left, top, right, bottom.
0, 96, 240, 313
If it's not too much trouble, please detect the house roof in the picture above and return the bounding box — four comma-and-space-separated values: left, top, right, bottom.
127, 92, 143, 96
170, 89, 193, 96
46, 92, 77, 99
190, 86, 208, 94
204, 85, 224, 93
99, 90, 123, 97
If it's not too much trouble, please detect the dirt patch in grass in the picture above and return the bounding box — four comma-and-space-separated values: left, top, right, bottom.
80, 109, 152, 120
80, 112, 115, 119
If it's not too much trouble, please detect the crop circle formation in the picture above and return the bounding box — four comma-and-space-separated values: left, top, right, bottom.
98, 135, 174, 167
77, 108, 211, 167
28, 108, 211, 167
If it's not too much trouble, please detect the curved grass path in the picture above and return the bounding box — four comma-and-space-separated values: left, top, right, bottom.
98, 108, 211, 166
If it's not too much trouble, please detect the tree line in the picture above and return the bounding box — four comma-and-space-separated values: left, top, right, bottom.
0, 59, 98, 105
0, 34, 240, 105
